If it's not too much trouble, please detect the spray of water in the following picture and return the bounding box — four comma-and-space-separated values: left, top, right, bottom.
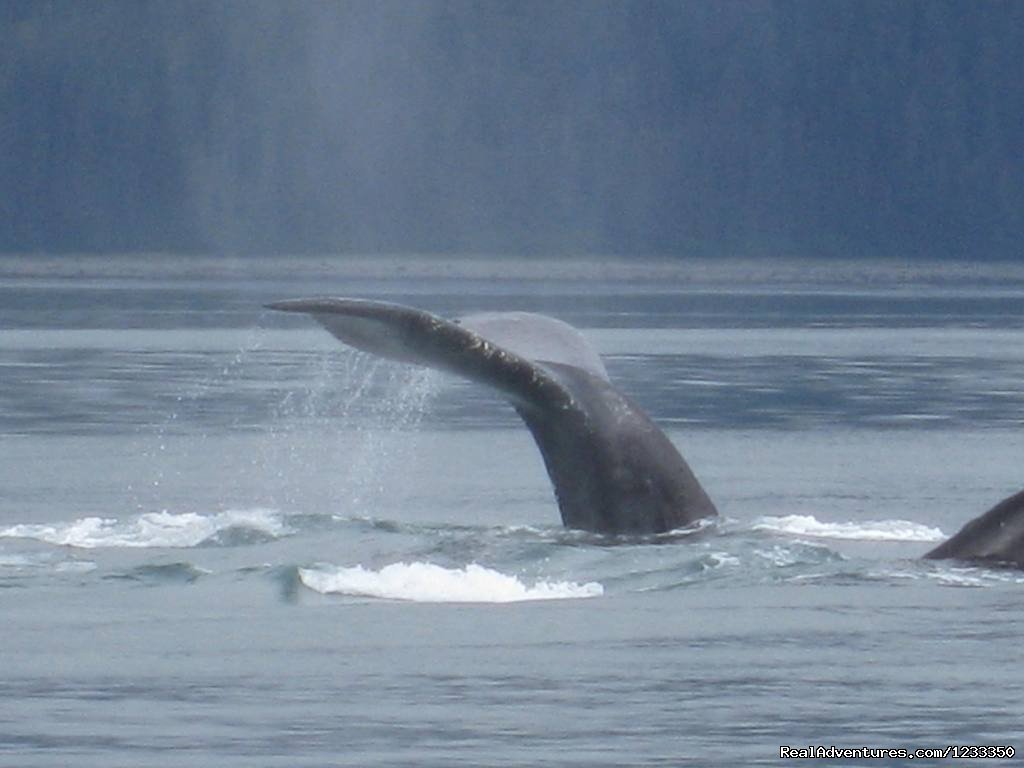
129, 327, 270, 512
260, 347, 441, 516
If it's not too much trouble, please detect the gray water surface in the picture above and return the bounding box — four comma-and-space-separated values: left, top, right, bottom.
2, 257, 1022, 766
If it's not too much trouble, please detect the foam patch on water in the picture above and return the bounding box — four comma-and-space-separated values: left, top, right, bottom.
705, 552, 741, 568
0, 509, 288, 549
298, 561, 604, 603
54, 560, 98, 574
0, 554, 35, 568
752, 514, 944, 542
884, 565, 1024, 587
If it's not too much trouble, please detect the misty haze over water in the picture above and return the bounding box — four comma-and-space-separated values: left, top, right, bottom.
3, 1, 1022, 259
4, 5, 1024, 765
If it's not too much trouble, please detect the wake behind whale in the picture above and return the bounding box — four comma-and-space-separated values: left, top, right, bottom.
269, 298, 1024, 569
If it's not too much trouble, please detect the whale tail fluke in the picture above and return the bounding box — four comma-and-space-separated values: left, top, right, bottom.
268, 297, 718, 534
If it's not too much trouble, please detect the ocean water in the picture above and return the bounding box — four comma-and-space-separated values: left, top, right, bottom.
2, 256, 1023, 766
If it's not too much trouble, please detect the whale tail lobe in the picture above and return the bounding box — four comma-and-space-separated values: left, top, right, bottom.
266, 297, 576, 411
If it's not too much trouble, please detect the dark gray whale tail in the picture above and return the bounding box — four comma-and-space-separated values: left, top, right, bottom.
924, 488, 1024, 568
267, 298, 717, 535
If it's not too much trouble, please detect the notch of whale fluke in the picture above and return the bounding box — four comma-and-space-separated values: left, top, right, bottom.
268, 297, 718, 535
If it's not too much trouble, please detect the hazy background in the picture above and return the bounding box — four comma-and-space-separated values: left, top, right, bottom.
3, 0, 1022, 259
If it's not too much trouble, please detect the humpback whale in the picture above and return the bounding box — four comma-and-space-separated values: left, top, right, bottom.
267, 298, 717, 535
924, 489, 1024, 569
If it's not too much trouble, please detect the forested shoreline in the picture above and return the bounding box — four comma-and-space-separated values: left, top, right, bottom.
3, 1, 1021, 258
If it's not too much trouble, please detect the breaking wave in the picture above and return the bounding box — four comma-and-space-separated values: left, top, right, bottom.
297, 561, 603, 603
752, 514, 944, 542
0, 508, 289, 549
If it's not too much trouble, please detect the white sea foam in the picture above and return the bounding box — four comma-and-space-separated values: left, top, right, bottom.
705, 552, 741, 568
884, 566, 1024, 587
754, 544, 802, 567
54, 560, 98, 574
298, 561, 604, 603
0, 554, 36, 568
0, 508, 288, 549
927, 566, 1024, 587
752, 514, 944, 542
